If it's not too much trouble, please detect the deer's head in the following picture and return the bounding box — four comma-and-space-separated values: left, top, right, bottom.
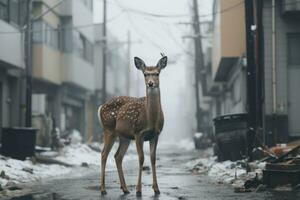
134, 56, 168, 89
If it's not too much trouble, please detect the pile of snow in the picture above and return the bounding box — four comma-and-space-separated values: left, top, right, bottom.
67, 130, 82, 145
186, 156, 266, 187
0, 143, 100, 188
0, 141, 140, 189
0, 155, 70, 188
55, 144, 100, 166
185, 156, 217, 174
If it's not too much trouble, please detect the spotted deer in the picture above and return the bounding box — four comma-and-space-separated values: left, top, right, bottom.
98, 56, 168, 196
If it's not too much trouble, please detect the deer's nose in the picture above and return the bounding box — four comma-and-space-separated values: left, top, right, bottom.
148, 81, 154, 87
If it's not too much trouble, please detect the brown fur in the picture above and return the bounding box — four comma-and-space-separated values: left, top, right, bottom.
98, 56, 167, 195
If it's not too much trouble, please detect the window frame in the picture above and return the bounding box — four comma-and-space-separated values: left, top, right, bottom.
287, 33, 300, 67
0, 0, 8, 21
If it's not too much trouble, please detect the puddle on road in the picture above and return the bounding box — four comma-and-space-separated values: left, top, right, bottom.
10, 195, 33, 200
8, 193, 66, 200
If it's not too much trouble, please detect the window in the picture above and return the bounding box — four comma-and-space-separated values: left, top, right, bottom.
288, 34, 300, 65
32, 20, 59, 49
74, 31, 94, 64
45, 22, 59, 49
32, 20, 43, 42
9, 0, 19, 25
0, 0, 27, 26
0, 0, 8, 21
61, 17, 73, 52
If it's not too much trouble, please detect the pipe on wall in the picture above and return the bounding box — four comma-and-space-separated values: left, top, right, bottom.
272, 0, 277, 114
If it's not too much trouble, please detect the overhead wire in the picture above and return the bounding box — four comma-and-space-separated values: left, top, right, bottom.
0, 0, 299, 35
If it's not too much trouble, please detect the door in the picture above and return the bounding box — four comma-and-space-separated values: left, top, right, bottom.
287, 34, 300, 136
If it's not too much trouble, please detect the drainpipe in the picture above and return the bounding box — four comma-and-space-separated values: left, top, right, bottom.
272, 0, 277, 114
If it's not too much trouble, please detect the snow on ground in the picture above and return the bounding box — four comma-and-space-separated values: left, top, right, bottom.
0, 140, 140, 189
0, 136, 197, 189
0, 155, 71, 188
55, 144, 100, 166
186, 152, 266, 187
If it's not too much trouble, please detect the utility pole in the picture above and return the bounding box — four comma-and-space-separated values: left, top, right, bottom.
102, 0, 107, 103
25, 0, 33, 127
244, 0, 256, 159
126, 31, 131, 95
192, 0, 203, 133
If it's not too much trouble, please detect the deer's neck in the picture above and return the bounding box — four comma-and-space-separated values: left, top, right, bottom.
146, 87, 162, 128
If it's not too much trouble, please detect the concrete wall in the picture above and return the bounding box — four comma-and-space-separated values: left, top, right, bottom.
0, 20, 24, 69
72, 0, 94, 43
61, 53, 95, 91
94, 41, 103, 90
263, 0, 300, 115
58, 0, 72, 16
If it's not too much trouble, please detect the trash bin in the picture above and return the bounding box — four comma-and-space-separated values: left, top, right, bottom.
1, 127, 37, 160
213, 113, 248, 161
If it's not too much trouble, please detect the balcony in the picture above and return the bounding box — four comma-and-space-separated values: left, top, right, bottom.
0, 20, 24, 69
32, 44, 62, 84
281, 0, 300, 15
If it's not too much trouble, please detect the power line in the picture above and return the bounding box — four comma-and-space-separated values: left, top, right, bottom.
126, 12, 163, 51
109, 0, 244, 19
0, 22, 103, 35
111, 0, 300, 18
1, 0, 299, 35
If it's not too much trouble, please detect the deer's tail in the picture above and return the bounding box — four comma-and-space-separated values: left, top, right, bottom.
98, 105, 104, 128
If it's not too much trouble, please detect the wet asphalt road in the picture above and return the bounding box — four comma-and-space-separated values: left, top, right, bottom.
3, 145, 300, 200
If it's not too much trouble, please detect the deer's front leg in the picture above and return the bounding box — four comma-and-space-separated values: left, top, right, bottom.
135, 135, 144, 196
150, 135, 160, 195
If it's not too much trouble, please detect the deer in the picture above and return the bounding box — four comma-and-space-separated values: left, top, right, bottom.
98, 56, 168, 196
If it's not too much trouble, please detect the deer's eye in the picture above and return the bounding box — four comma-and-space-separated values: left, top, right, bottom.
144, 74, 148, 77
154, 73, 159, 76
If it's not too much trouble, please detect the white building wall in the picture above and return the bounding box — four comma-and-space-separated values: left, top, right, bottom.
0, 20, 24, 69
72, 0, 94, 42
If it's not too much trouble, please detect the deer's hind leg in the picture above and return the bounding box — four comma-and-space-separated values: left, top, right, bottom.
100, 130, 116, 195
114, 137, 131, 194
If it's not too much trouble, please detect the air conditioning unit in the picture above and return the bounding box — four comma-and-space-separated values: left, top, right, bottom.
32, 94, 46, 115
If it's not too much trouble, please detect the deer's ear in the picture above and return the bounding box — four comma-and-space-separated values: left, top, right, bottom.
134, 57, 146, 71
157, 56, 168, 70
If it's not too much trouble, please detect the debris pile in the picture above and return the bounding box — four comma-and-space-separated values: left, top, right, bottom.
262, 144, 300, 189
188, 140, 300, 192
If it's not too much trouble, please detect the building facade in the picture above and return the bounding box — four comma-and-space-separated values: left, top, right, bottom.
0, 0, 28, 140
208, 0, 300, 145
210, 0, 247, 118
30, 0, 96, 143
0, 0, 141, 145
262, 0, 300, 143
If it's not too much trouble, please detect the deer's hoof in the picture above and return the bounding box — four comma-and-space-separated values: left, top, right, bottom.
154, 189, 160, 195
123, 190, 130, 194
101, 190, 107, 195
136, 191, 142, 197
